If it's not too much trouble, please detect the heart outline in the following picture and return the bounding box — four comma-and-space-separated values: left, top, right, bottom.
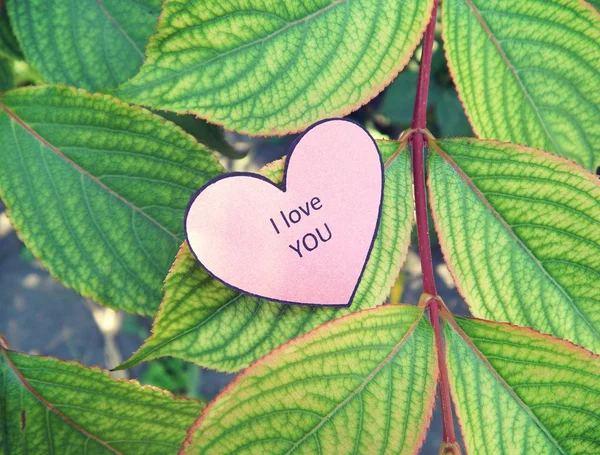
184, 118, 384, 307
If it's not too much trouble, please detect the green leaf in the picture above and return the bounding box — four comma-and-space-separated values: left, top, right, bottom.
377, 67, 440, 126
117, 0, 435, 135
7, 0, 161, 91
434, 88, 473, 138
444, 315, 600, 454
377, 68, 419, 126
0, 59, 13, 92
428, 138, 600, 353
442, 0, 600, 170
182, 305, 437, 455
117, 140, 414, 372
0, 336, 204, 455
0, 85, 224, 315
0, 4, 21, 60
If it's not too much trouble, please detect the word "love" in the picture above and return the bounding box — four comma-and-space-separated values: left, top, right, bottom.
269, 197, 333, 258
269, 197, 323, 233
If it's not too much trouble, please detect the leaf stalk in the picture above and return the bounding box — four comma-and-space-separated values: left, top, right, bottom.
409, 0, 460, 451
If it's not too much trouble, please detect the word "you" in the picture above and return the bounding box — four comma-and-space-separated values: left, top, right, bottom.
269, 197, 333, 258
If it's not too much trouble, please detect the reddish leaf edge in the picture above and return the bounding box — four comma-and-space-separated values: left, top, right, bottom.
178, 304, 439, 455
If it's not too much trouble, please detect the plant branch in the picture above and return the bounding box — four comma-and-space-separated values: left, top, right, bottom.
410, 1, 460, 451
411, 3, 438, 297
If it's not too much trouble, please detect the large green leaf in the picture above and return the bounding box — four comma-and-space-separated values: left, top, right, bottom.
117, 140, 414, 372
429, 138, 600, 354
444, 314, 600, 454
0, 336, 203, 454
7, 0, 161, 91
182, 305, 437, 455
442, 0, 600, 170
117, 0, 435, 135
0, 85, 224, 315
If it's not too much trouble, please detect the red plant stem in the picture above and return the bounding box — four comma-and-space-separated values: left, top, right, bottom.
412, 9, 437, 296
410, 0, 459, 449
412, 133, 437, 295
429, 297, 457, 447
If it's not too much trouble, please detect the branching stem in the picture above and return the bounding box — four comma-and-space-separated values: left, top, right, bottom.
409, 0, 460, 450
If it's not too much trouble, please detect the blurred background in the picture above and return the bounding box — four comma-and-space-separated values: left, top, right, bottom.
0, 20, 472, 455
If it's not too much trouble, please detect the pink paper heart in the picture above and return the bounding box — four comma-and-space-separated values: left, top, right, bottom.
185, 119, 383, 306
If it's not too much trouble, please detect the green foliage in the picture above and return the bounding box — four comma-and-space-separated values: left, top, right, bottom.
0, 337, 204, 454
377, 66, 440, 126
434, 88, 472, 138
117, 141, 414, 372
375, 41, 473, 139
0, 85, 223, 315
7, 0, 161, 91
0, 58, 13, 91
587, 0, 600, 10
11, 60, 42, 87
117, 0, 435, 135
443, 0, 600, 170
159, 111, 246, 160
445, 315, 600, 454
429, 138, 600, 354
182, 305, 437, 455
1, 0, 599, 453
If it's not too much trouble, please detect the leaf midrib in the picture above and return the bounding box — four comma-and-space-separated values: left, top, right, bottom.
123, 0, 350, 90
95, 0, 144, 58
283, 314, 425, 455
0, 100, 181, 241
0, 348, 121, 454
432, 141, 600, 345
119, 292, 246, 370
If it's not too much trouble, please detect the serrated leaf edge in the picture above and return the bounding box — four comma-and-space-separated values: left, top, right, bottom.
440, 0, 600, 167
116, 141, 412, 372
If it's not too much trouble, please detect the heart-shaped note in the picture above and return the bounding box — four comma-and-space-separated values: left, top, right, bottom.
185, 119, 383, 306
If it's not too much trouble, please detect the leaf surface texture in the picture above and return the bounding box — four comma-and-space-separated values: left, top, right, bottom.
445, 316, 600, 454
183, 305, 437, 455
0, 85, 223, 314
